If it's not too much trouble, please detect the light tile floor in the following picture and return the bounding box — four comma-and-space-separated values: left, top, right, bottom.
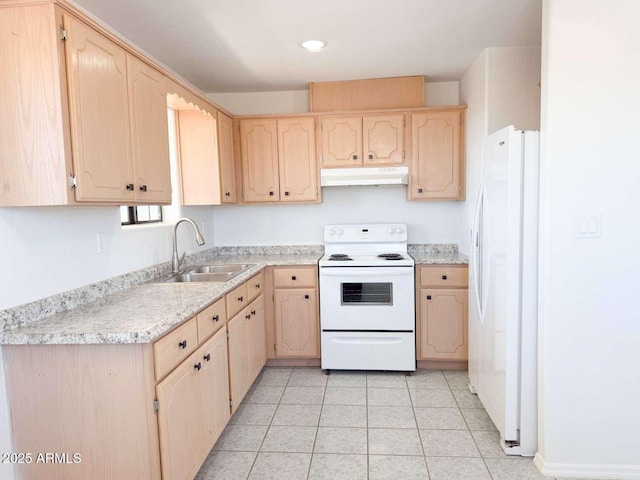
195, 367, 570, 479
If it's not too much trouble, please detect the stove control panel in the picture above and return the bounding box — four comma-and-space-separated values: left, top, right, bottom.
324, 224, 407, 243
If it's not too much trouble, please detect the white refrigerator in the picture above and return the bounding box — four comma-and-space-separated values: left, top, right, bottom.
468, 125, 539, 456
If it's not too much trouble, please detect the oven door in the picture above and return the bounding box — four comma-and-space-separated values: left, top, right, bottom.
319, 266, 415, 331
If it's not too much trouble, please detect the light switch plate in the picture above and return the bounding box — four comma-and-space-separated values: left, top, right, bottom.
575, 216, 601, 239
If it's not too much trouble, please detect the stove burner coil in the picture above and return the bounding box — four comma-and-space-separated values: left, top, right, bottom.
377, 253, 404, 260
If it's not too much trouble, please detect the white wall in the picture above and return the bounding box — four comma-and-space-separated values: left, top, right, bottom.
213, 187, 464, 245
208, 81, 460, 115
536, 1, 640, 477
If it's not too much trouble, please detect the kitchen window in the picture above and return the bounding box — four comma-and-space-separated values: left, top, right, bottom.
120, 205, 163, 226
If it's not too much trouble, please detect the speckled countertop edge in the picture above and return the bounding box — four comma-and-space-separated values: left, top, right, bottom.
0, 244, 465, 345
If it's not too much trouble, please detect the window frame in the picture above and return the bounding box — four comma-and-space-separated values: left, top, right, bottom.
120, 205, 163, 226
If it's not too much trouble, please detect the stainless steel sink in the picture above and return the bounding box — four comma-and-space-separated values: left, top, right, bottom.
163, 272, 236, 283
156, 263, 257, 283
185, 264, 253, 274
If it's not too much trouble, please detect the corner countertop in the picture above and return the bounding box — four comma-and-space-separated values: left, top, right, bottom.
0, 253, 319, 346
0, 246, 466, 347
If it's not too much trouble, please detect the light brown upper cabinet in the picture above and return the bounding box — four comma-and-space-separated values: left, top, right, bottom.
127, 55, 172, 203
409, 109, 465, 200
321, 113, 405, 167
277, 117, 318, 202
239, 117, 318, 203
0, 5, 172, 206
217, 112, 237, 203
240, 118, 280, 202
176, 109, 221, 206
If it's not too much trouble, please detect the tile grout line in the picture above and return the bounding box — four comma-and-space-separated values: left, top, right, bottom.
410, 369, 432, 480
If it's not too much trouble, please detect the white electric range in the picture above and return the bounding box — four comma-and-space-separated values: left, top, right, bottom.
318, 224, 416, 372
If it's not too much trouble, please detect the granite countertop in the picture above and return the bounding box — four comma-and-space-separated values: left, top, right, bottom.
0, 245, 466, 346
411, 252, 468, 265
0, 253, 320, 346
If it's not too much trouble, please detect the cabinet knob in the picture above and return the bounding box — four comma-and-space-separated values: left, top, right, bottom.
269, 191, 274, 196
304, 294, 309, 299
212, 315, 220, 323
225, 192, 231, 197
238, 296, 244, 302
126, 183, 134, 191
139, 185, 148, 192
251, 310, 256, 316
245, 314, 251, 320
442, 275, 447, 280
179, 340, 187, 349
291, 276, 297, 281
426, 295, 432, 300
352, 155, 358, 160
368, 154, 373, 160
417, 188, 423, 193
204, 354, 211, 362
194, 362, 202, 371
284, 191, 290, 196
255, 283, 260, 289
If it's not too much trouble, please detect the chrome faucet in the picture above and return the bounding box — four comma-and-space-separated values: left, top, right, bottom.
172, 218, 206, 274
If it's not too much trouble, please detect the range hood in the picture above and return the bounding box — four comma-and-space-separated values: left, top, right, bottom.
320, 166, 409, 187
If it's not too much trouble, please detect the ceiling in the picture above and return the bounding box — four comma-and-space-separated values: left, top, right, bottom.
71, 0, 542, 93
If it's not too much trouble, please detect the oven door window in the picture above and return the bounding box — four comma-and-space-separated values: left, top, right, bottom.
341, 282, 393, 305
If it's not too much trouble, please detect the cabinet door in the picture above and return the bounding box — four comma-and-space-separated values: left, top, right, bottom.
64, 14, 133, 202
277, 117, 318, 202
127, 54, 171, 203
200, 328, 230, 453
419, 288, 468, 360
274, 288, 319, 357
320, 116, 362, 167
240, 118, 279, 202
227, 310, 251, 413
218, 112, 237, 203
363, 114, 405, 165
248, 296, 266, 382
177, 110, 221, 205
156, 349, 204, 480
410, 110, 463, 199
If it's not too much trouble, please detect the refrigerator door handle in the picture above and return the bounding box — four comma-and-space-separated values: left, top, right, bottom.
471, 185, 484, 322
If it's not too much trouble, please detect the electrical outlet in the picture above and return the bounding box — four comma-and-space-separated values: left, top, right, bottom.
97, 232, 107, 254
575, 216, 601, 239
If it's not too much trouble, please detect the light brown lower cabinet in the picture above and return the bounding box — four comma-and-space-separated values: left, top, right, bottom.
227, 295, 266, 413
157, 328, 229, 480
417, 265, 469, 361
271, 266, 320, 358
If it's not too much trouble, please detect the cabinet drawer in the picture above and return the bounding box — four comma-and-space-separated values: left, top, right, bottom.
273, 267, 317, 288
197, 297, 227, 343
420, 265, 468, 288
226, 282, 248, 319
154, 318, 198, 381
246, 271, 264, 303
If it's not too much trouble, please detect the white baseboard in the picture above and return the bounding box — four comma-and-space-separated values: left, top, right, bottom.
534, 453, 640, 479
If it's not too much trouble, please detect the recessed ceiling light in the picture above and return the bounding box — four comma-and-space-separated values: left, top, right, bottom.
301, 39, 326, 52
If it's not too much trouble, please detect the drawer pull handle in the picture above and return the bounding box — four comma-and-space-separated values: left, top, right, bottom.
352, 155, 358, 160
126, 183, 134, 191
291, 276, 297, 280
269, 191, 274, 196
139, 184, 148, 192
304, 294, 309, 299
284, 191, 290, 196
368, 154, 373, 160
194, 362, 202, 371
238, 296, 244, 302
426, 295, 432, 300
225, 192, 231, 197
251, 310, 256, 316
179, 340, 187, 349
418, 188, 423, 193
245, 314, 251, 319
255, 283, 260, 289
442, 275, 447, 280
204, 354, 211, 362
212, 315, 220, 323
